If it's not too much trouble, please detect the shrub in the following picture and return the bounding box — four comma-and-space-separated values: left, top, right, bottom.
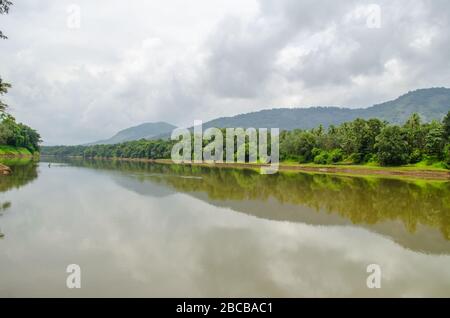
313, 151, 329, 164
409, 149, 422, 164
311, 147, 322, 158
444, 144, 450, 168
327, 149, 343, 164
345, 153, 363, 164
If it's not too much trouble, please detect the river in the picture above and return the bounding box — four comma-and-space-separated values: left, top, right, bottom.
0, 157, 449, 297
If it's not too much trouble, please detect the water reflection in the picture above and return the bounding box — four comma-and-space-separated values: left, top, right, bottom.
52, 158, 450, 254
0, 158, 39, 192
0, 158, 39, 239
1, 157, 449, 297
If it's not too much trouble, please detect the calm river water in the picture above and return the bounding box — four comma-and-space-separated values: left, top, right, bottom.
0, 158, 449, 297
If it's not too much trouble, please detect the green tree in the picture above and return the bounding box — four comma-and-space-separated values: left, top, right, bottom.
0, 114, 41, 152
444, 144, 450, 168
375, 126, 409, 166
0, 77, 11, 112
1, 1, 13, 111
403, 113, 425, 162
0, 0, 12, 39
424, 121, 445, 159
443, 111, 450, 141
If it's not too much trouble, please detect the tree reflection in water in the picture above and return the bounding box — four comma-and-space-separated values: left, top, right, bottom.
0, 159, 39, 239
58, 158, 450, 241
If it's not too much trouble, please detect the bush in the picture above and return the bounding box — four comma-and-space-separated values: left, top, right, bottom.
409, 149, 422, 164
345, 153, 363, 164
297, 155, 308, 164
311, 147, 322, 158
422, 154, 440, 165
327, 149, 343, 164
444, 144, 450, 168
313, 151, 329, 164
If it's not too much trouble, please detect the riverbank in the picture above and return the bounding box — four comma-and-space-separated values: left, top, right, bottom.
41, 155, 450, 181
0, 145, 33, 157
151, 159, 450, 180
0, 146, 39, 175
0, 163, 11, 175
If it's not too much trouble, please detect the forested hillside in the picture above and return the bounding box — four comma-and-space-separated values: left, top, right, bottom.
199, 88, 450, 131
42, 112, 450, 168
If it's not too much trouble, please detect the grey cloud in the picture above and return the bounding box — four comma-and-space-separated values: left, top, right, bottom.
203, 0, 358, 98
1, 0, 450, 144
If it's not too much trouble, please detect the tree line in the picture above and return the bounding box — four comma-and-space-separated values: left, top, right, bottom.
279, 111, 450, 167
42, 111, 450, 168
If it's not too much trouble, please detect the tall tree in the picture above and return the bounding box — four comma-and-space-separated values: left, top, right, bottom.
404, 113, 426, 158
0, 1, 12, 111
425, 121, 445, 158
0, 0, 12, 39
375, 126, 409, 166
0, 77, 11, 112
443, 111, 450, 141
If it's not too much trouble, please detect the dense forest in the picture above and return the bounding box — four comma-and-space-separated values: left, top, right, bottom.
152, 88, 450, 139
0, 113, 41, 154
42, 111, 450, 168
0, 1, 41, 155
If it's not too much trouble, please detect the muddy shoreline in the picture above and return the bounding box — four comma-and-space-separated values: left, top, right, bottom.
40, 155, 450, 181
0, 154, 37, 175
0, 163, 12, 175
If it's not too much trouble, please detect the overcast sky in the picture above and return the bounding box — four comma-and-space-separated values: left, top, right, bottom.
1, 0, 450, 145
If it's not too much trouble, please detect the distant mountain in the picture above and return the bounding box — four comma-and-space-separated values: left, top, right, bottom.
89, 122, 176, 145
197, 87, 450, 131
356, 87, 450, 124
91, 88, 450, 144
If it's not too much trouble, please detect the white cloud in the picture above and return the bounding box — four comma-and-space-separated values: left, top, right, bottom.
1, 0, 449, 144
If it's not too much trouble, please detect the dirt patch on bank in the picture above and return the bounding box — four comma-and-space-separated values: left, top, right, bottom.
0, 163, 12, 175
45, 156, 450, 181
150, 159, 450, 180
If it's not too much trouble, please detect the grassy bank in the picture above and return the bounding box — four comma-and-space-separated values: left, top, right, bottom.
153, 159, 450, 180
0, 146, 39, 175
0, 145, 33, 156
42, 155, 449, 181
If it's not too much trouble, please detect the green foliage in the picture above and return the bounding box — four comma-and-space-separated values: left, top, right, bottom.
375, 126, 409, 166
0, 114, 41, 153
313, 150, 328, 164
0, 1, 40, 153
42, 139, 174, 160
280, 130, 317, 162
444, 144, 450, 168
443, 111, 450, 141
189, 88, 450, 136
42, 113, 450, 169
91, 122, 176, 145
0, 77, 11, 112
409, 149, 422, 164
328, 149, 343, 163
0, 0, 13, 39
424, 121, 445, 158
311, 148, 343, 165
0, 145, 31, 156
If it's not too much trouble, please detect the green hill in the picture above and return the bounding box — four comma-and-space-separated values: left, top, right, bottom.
89, 88, 450, 144
200, 87, 450, 131
90, 122, 176, 145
